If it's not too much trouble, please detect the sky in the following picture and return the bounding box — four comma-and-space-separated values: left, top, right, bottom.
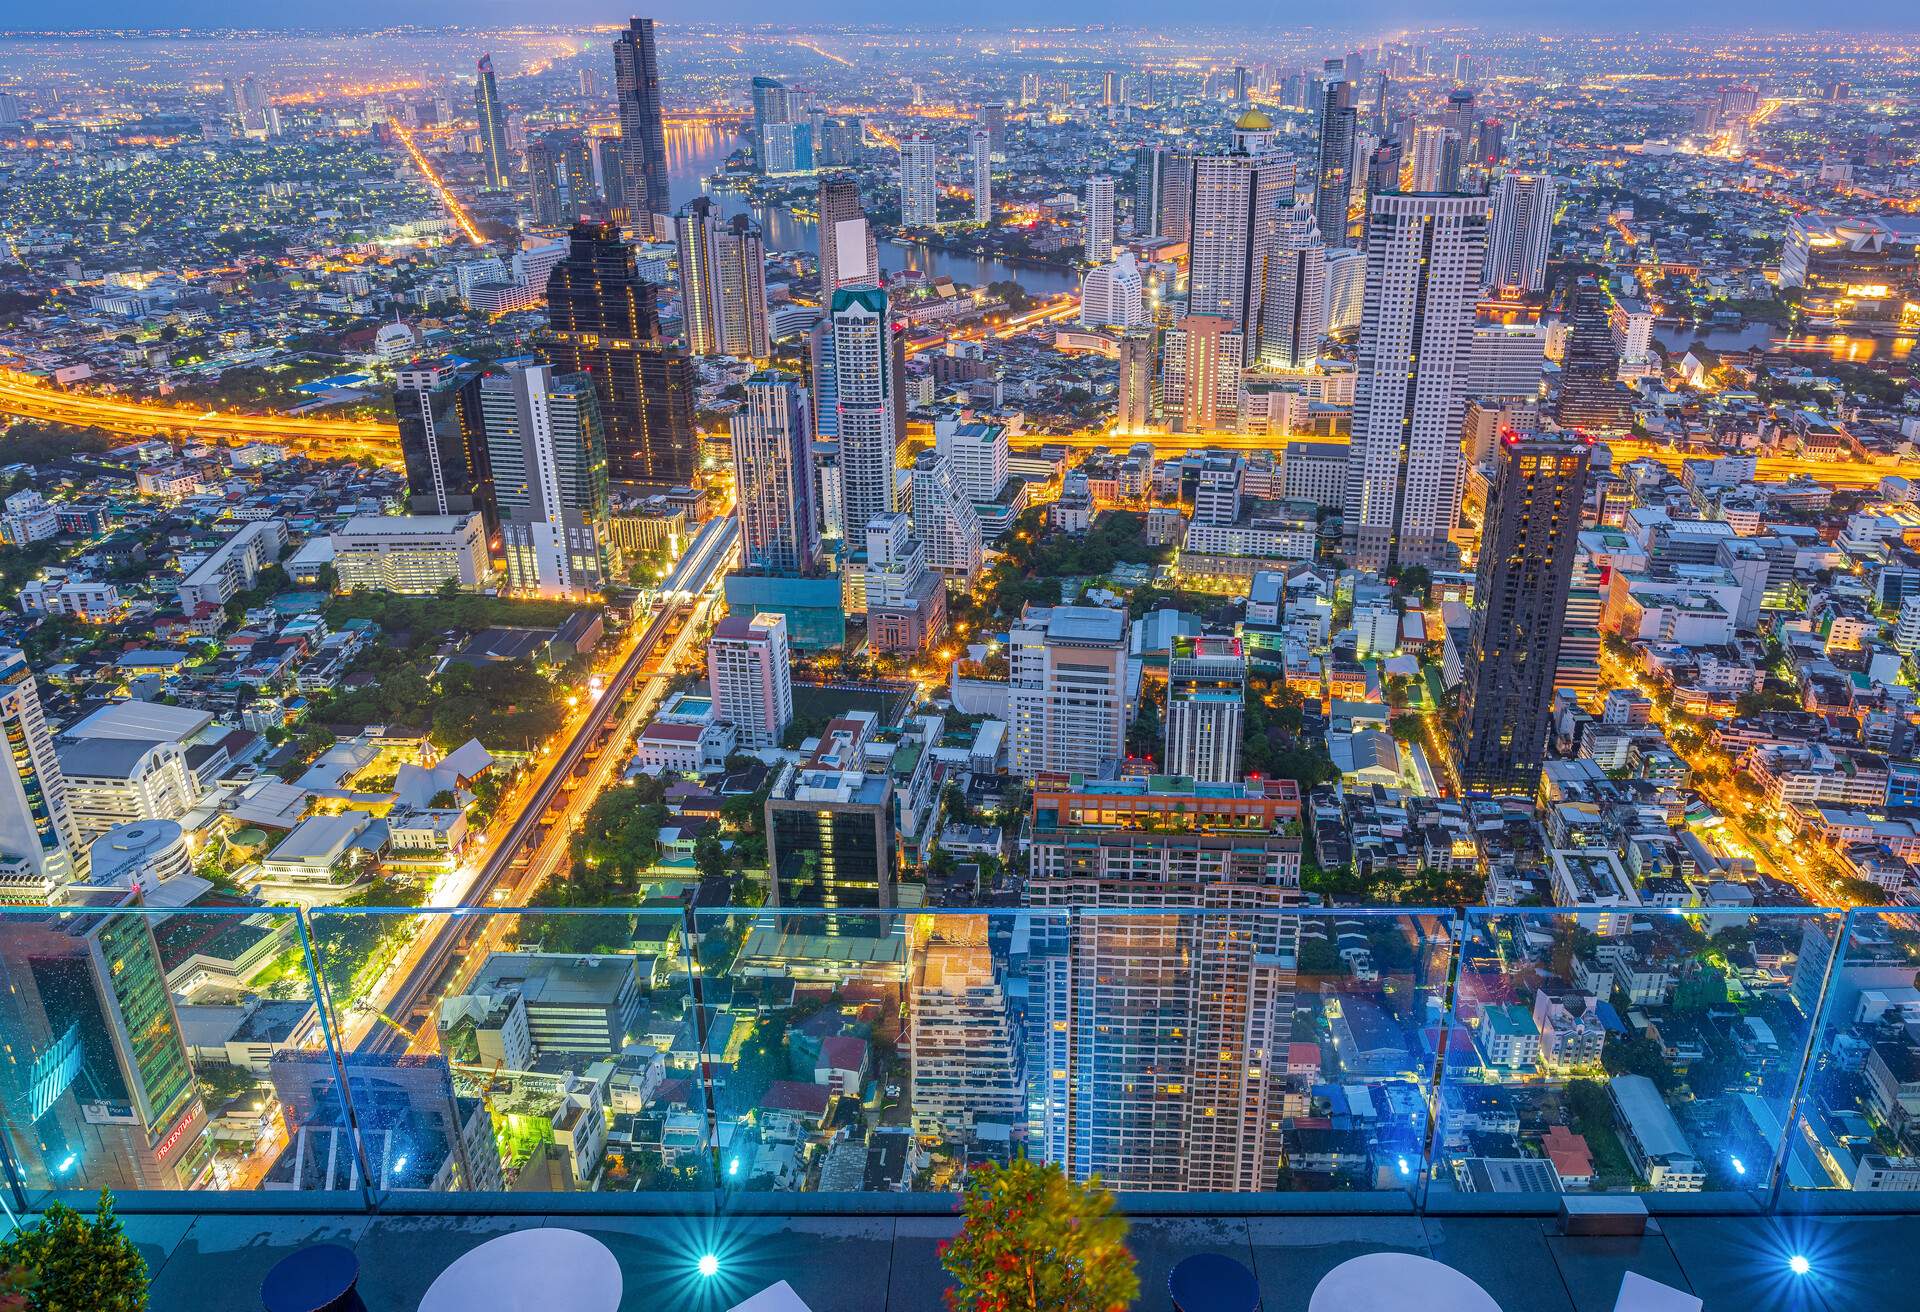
13, 3, 1920, 32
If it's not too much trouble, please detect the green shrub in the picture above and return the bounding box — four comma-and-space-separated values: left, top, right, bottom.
0, 1190, 146, 1312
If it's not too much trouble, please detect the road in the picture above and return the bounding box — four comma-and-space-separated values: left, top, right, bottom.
391, 124, 485, 245
1593, 645, 1849, 906
342, 515, 739, 1058
0, 368, 402, 465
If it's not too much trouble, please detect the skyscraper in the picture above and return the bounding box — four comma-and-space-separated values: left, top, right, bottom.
909, 451, 984, 588
479, 364, 612, 597
1116, 329, 1157, 431
593, 137, 625, 215
1187, 123, 1294, 363
817, 174, 879, 293
910, 916, 1023, 1140
1084, 173, 1115, 263
1161, 316, 1243, 433
708, 613, 793, 750
970, 129, 993, 225
1257, 203, 1327, 370
0, 893, 214, 1191
474, 55, 511, 188
1484, 173, 1556, 292
830, 288, 904, 541
0, 648, 78, 893
675, 199, 770, 361
1158, 152, 1194, 244
1343, 192, 1487, 570
526, 132, 595, 227
899, 135, 937, 228
750, 75, 791, 172
393, 359, 493, 534
1553, 277, 1634, 432
611, 17, 670, 228
540, 219, 697, 487
1165, 635, 1246, 783
1453, 435, 1590, 793
1409, 122, 1462, 192
977, 102, 1007, 152
1009, 605, 1130, 779
1313, 81, 1357, 247
1023, 783, 1302, 1191
731, 371, 820, 576
1132, 145, 1170, 239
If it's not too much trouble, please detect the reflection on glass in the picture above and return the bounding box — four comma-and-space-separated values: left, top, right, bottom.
308, 908, 710, 1196
1435, 909, 1838, 1204
1788, 909, 1920, 1197
0, 904, 338, 1201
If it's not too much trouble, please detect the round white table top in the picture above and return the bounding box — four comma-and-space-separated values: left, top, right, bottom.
418, 1228, 623, 1312
1307, 1253, 1501, 1312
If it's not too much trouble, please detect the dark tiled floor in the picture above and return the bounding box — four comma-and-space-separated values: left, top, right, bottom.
102, 1209, 1920, 1311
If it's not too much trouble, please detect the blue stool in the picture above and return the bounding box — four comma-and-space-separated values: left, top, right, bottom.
261, 1242, 364, 1312
1169, 1252, 1260, 1312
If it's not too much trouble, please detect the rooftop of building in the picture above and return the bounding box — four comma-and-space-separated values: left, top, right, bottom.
76, 1208, 1920, 1312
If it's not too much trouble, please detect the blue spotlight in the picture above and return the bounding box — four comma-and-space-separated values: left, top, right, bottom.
699, 1253, 720, 1279
1789, 1255, 1810, 1277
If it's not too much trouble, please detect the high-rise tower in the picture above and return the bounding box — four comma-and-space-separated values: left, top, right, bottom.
1484, 173, 1556, 292
970, 129, 993, 225
0, 648, 78, 893
817, 175, 879, 293
1187, 124, 1294, 364
393, 359, 493, 534
611, 17, 670, 227
474, 55, 511, 188
479, 364, 612, 598
899, 136, 937, 228
1084, 174, 1115, 264
1257, 203, 1327, 370
1313, 81, 1357, 247
830, 287, 904, 540
540, 219, 697, 486
1342, 192, 1487, 570
1453, 436, 1589, 793
731, 372, 820, 576
1553, 278, 1634, 432
676, 199, 769, 361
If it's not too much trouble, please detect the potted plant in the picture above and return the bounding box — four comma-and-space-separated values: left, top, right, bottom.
941, 1158, 1137, 1312
0, 1189, 147, 1312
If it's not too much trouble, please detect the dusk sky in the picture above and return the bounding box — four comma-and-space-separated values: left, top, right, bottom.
20, 4, 1920, 31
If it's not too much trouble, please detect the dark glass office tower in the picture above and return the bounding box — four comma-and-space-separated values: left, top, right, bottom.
1313, 80, 1356, 248
393, 360, 493, 535
1553, 277, 1635, 432
611, 17, 670, 226
1453, 435, 1591, 794
474, 55, 510, 188
526, 132, 596, 227
539, 220, 697, 487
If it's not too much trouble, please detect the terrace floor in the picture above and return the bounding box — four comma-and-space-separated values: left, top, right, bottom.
88, 1207, 1920, 1312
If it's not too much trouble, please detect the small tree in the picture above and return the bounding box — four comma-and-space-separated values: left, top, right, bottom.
942, 1158, 1137, 1312
0, 1191, 147, 1312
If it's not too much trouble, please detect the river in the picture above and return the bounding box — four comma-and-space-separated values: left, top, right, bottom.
1651, 320, 1916, 364
662, 121, 1081, 297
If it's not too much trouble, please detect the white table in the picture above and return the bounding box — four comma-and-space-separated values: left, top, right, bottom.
1307, 1253, 1502, 1312
417, 1228, 622, 1312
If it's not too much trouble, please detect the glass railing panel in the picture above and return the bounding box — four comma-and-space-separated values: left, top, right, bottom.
305, 906, 711, 1202
690, 907, 1055, 1195
1782, 907, 1920, 1207
0, 904, 350, 1209
1431, 907, 1842, 1211
1056, 907, 1455, 1203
